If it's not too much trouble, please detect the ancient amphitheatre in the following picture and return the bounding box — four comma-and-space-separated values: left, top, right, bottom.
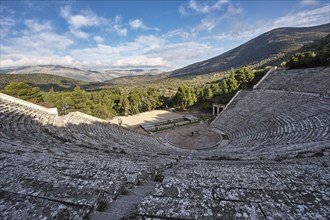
109, 110, 222, 150
1, 67, 330, 219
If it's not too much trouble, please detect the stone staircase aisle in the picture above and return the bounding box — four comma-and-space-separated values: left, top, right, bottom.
90, 159, 179, 220
91, 181, 158, 220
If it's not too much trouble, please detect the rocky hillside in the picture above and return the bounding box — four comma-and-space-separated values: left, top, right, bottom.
170, 23, 330, 76
1, 65, 162, 82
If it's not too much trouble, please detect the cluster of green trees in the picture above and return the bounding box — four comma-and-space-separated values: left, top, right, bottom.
2, 82, 43, 103
172, 67, 254, 110
1, 67, 254, 119
286, 34, 330, 69
2, 82, 164, 119
43, 86, 164, 119
286, 51, 324, 69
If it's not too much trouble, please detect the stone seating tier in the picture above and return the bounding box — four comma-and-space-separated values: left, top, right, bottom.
1, 64, 330, 220
210, 89, 329, 160
254, 67, 330, 95
137, 158, 330, 219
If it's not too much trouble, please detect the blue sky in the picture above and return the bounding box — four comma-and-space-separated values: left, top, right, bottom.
1, 0, 329, 71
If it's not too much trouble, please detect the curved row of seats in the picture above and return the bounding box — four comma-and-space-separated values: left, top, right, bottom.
0, 94, 177, 219
1, 65, 329, 219
254, 67, 330, 95
209, 90, 329, 160
49, 111, 179, 154
137, 158, 330, 219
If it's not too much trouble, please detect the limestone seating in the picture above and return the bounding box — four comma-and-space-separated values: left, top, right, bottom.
46, 110, 172, 154
254, 67, 330, 94
1, 64, 330, 219
212, 91, 329, 137
0, 108, 61, 146
56, 121, 170, 154
1, 142, 175, 219
0, 103, 176, 219
231, 108, 329, 140
0, 96, 171, 155
0, 96, 179, 219
137, 158, 330, 219
208, 88, 330, 160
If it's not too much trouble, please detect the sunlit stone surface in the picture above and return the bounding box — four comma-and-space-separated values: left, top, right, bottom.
1, 67, 329, 219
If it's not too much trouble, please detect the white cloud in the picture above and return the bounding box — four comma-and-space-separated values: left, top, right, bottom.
147, 41, 222, 65
114, 25, 128, 36
3, 18, 73, 55
60, 6, 107, 39
4, 32, 74, 55
1, 55, 76, 68
112, 56, 168, 68
192, 17, 217, 36
273, 5, 330, 27
135, 35, 166, 48
179, 0, 229, 15
189, 0, 210, 13
1, 22, 74, 69
129, 19, 160, 31
129, 19, 143, 29
70, 28, 89, 39
93, 36, 104, 43
0, 6, 16, 36
66, 35, 221, 70
212, 0, 229, 10
212, 4, 330, 41
164, 29, 190, 39
113, 15, 128, 36
0, 17, 16, 35
178, 2, 244, 37
60, 6, 105, 29
224, 3, 244, 18
301, 0, 319, 6
178, 6, 187, 15
1, 21, 222, 71
24, 19, 52, 33
67, 35, 166, 69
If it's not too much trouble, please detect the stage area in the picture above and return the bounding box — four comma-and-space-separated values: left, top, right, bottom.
159, 123, 222, 150
109, 109, 221, 150
109, 110, 184, 129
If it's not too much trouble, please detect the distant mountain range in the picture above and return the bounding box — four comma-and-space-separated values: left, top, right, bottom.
170, 23, 330, 76
1, 24, 329, 81
0, 65, 162, 82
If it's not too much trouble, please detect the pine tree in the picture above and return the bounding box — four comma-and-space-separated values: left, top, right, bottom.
203, 86, 213, 101
173, 85, 195, 110
227, 70, 239, 93
2, 82, 43, 103
235, 67, 255, 85
220, 80, 229, 94
68, 86, 91, 114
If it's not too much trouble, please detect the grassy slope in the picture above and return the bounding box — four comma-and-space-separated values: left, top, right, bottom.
3, 27, 328, 95
0, 74, 88, 92
170, 23, 330, 76
91, 71, 228, 97
0, 71, 228, 97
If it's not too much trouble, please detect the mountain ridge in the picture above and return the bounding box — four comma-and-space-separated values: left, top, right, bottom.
170, 23, 330, 77
1, 24, 329, 81
0, 65, 162, 82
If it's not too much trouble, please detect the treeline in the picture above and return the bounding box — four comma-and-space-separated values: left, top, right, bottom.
1, 67, 254, 119
172, 67, 254, 110
286, 34, 330, 69
2, 82, 165, 119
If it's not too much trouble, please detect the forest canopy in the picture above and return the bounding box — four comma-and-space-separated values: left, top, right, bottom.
286, 34, 330, 69
1, 67, 255, 119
